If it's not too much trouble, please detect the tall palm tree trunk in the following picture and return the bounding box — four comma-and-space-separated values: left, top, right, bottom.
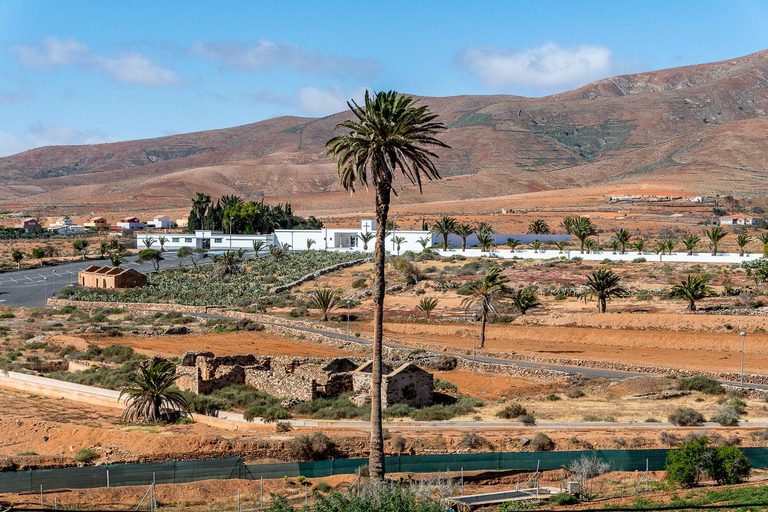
580, 238, 585, 254
462, 238, 467, 251
598, 296, 606, 313
442, 234, 448, 250
369, 180, 390, 480
479, 303, 488, 349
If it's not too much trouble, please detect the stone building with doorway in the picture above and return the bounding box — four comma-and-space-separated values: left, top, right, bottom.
78, 265, 147, 289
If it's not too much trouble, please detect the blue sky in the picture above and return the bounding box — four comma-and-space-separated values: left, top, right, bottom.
1, 0, 767, 157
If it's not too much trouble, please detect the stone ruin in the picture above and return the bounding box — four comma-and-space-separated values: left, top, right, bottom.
176, 351, 434, 408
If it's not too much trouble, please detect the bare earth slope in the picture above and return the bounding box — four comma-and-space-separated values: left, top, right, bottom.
3, 50, 768, 213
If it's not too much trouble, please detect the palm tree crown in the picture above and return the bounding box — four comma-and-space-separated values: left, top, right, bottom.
461, 267, 511, 348
528, 219, 550, 235
308, 288, 341, 321
570, 217, 597, 254
431, 216, 457, 250
454, 223, 475, 252
670, 274, 713, 311
705, 226, 728, 256
582, 269, 628, 313
614, 229, 631, 255
120, 360, 188, 423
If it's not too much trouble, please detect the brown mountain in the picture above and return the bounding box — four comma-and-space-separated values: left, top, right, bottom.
3, 49, 768, 215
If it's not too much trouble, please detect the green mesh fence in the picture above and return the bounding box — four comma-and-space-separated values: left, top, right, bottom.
4, 448, 768, 495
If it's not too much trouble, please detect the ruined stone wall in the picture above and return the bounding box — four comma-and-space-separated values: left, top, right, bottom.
244, 368, 317, 401
176, 365, 201, 394
323, 373, 353, 397
383, 368, 433, 408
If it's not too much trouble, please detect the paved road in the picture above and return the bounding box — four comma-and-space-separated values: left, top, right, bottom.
0, 252, 203, 307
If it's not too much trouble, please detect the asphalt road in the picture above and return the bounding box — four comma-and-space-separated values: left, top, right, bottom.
0, 252, 201, 307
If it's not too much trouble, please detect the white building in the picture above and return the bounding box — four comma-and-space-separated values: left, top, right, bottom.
720, 214, 759, 226
117, 217, 145, 230
146, 216, 172, 229
137, 230, 273, 252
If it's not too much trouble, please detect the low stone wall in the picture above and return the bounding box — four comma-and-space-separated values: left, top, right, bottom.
244, 368, 316, 401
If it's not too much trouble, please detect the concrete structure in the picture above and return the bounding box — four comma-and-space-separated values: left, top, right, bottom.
442, 233, 571, 249
137, 230, 273, 252
84, 217, 109, 229
116, 216, 145, 230
176, 218, 189, 228
146, 216, 172, 229
78, 265, 147, 289
720, 214, 759, 226
14, 218, 39, 232
177, 352, 434, 409
47, 218, 85, 235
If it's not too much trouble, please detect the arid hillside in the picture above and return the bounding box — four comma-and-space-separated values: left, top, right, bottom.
3, 50, 768, 214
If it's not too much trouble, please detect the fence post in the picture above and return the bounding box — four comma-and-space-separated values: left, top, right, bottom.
107, 468, 110, 488
461, 467, 464, 496
260, 476, 264, 510
40, 484, 43, 509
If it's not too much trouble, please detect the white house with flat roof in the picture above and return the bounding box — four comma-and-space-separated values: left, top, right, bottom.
146, 216, 172, 229
137, 230, 273, 252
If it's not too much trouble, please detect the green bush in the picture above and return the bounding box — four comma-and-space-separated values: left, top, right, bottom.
711, 408, 740, 426
286, 432, 337, 461
518, 413, 537, 426
667, 439, 751, 488
292, 395, 369, 420
632, 257, 647, 263
74, 447, 99, 463
433, 379, 458, 393
677, 376, 724, 394
545, 393, 561, 401
315, 481, 332, 493
549, 493, 579, 505
703, 445, 751, 485
666, 437, 707, 487
496, 404, 527, 419
669, 407, 705, 426
101, 344, 134, 364
351, 278, 367, 289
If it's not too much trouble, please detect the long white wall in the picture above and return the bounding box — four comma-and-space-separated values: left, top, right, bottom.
273, 229, 432, 254
434, 248, 766, 264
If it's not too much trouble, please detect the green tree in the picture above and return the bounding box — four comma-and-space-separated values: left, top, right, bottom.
120, 360, 188, 423
306, 239, 316, 250
73, 239, 89, 260
138, 248, 164, 271
560, 216, 575, 234
142, 236, 156, 249
759, 232, 768, 258
454, 223, 475, 252
476, 233, 493, 251
632, 239, 646, 255
192, 248, 208, 266
736, 233, 751, 257
358, 231, 375, 251
431, 216, 457, 250
99, 242, 109, 259
570, 217, 597, 254
416, 297, 439, 320
325, 90, 448, 480
683, 234, 700, 256
505, 238, 521, 252
582, 269, 628, 313
510, 288, 541, 315
309, 288, 341, 321
614, 229, 631, 255
705, 226, 728, 256
666, 437, 708, 488
158, 236, 168, 251
703, 445, 751, 485
392, 235, 406, 254
417, 236, 431, 253
191, 192, 211, 230
252, 240, 266, 256
670, 274, 713, 311
461, 267, 511, 349
176, 247, 192, 265
31, 247, 45, 266
11, 249, 24, 269
527, 219, 550, 235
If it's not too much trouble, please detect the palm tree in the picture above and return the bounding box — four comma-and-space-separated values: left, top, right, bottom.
158, 236, 168, 252
556, 241, 568, 253
528, 219, 550, 235
705, 226, 728, 256
416, 297, 439, 320
417, 236, 431, 253
192, 192, 211, 228
632, 239, 646, 255
11, 249, 23, 269
143, 236, 156, 249
583, 238, 597, 254
307, 239, 317, 250
582, 269, 628, 313
570, 217, 597, 254
614, 229, 631, 255
358, 232, 375, 251
506, 238, 521, 252
683, 234, 700, 256
252, 240, 266, 256
309, 288, 341, 321
212, 250, 242, 277
476, 221, 494, 235
737, 233, 751, 257
99, 242, 109, 259
109, 252, 127, 268
531, 240, 542, 253
654, 241, 667, 255
610, 240, 621, 254
760, 232, 768, 258
325, 90, 448, 480
560, 216, 575, 234
670, 275, 713, 311
120, 360, 188, 423
454, 223, 475, 252
665, 239, 676, 255
393, 235, 406, 254
510, 288, 542, 315
461, 267, 511, 349
476, 233, 493, 251
432, 216, 457, 250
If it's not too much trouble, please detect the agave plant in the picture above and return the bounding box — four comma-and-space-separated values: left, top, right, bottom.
309, 288, 341, 321
416, 297, 439, 320
120, 360, 188, 424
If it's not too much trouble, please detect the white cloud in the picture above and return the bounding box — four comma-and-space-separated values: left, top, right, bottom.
10, 36, 182, 87
0, 124, 118, 158
189, 40, 379, 79
457, 43, 611, 90
254, 86, 367, 116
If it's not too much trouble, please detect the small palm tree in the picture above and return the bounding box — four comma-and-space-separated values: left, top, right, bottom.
531, 240, 542, 253
556, 241, 568, 253
506, 238, 521, 252
614, 229, 631, 255
665, 239, 676, 255
99, 242, 109, 259
109, 252, 127, 268
610, 240, 621, 254
528, 219, 550, 235
416, 297, 439, 320
583, 238, 597, 254
432, 216, 457, 250
654, 241, 666, 255
560, 216, 575, 234
736, 233, 751, 257
461, 267, 511, 348
476, 233, 493, 251
120, 360, 188, 423
307, 239, 317, 250
683, 234, 700, 256
510, 288, 542, 315
670, 275, 714, 311
143, 236, 156, 249
476, 221, 494, 235
454, 223, 475, 252
760, 232, 768, 258
358, 232, 375, 251
270, 245, 286, 261
705, 226, 728, 256
393, 235, 406, 254
309, 288, 341, 321
417, 236, 431, 253
252, 240, 266, 256
158, 236, 168, 251
632, 239, 646, 255
582, 269, 628, 313
212, 250, 242, 277
570, 217, 597, 254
